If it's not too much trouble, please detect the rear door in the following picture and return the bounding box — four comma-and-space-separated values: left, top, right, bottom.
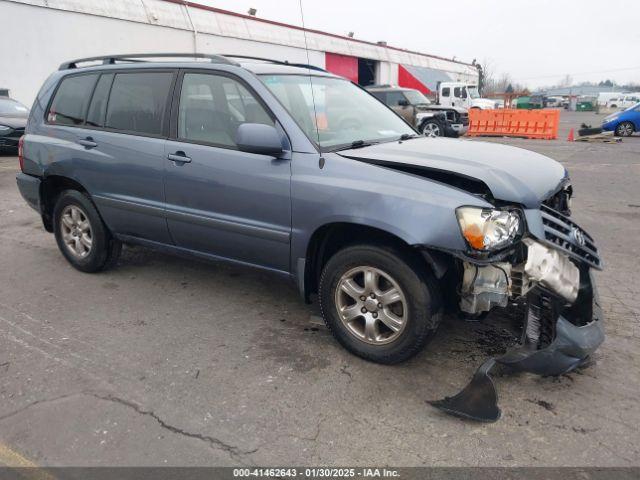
65, 70, 176, 242
163, 70, 292, 272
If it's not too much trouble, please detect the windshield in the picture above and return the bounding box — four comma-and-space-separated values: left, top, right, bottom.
0, 98, 29, 117
467, 86, 480, 99
626, 102, 640, 112
403, 90, 431, 105
260, 75, 415, 151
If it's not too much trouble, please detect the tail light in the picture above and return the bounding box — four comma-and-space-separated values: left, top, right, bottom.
18, 135, 25, 172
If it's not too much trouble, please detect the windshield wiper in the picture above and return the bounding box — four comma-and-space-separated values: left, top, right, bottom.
330, 139, 379, 152
399, 133, 420, 141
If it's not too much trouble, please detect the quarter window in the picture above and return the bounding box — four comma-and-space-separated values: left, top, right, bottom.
105, 72, 173, 136
47, 74, 98, 126
178, 73, 274, 147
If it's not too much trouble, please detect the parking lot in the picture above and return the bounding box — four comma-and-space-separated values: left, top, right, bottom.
0, 111, 638, 467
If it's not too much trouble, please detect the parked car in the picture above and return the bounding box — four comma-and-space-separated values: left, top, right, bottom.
607, 94, 640, 109
602, 102, 640, 136
0, 96, 29, 153
366, 85, 468, 137
597, 92, 625, 106
545, 96, 564, 108
17, 54, 603, 376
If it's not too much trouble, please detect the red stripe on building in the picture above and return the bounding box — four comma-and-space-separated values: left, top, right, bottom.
398, 65, 431, 95
324, 53, 358, 83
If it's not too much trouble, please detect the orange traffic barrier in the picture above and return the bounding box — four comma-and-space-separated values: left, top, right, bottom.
466, 109, 560, 140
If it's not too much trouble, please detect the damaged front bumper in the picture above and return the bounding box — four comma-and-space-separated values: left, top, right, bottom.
430, 205, 604, 421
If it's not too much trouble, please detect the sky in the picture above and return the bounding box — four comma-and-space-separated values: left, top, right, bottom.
195, 0, 640, 89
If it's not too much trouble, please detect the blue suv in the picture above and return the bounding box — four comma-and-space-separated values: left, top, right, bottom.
16, 54, 603, 393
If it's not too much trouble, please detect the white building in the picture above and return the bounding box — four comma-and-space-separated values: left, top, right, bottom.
0, 0, 479, 106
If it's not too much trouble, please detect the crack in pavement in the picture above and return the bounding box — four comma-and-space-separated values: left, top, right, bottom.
0, 392, 259, 464
90, 394, 259, 462
0, 392, 84, 423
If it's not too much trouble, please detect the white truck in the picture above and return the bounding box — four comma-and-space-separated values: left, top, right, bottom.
436, 82, 497, 110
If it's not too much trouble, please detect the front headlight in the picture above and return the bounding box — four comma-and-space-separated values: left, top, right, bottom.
456, 207, 521, 251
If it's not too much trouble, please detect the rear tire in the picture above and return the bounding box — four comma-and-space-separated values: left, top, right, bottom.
53, 190, 121, 273
615, 121, 634, 137
319, 244, 442, 364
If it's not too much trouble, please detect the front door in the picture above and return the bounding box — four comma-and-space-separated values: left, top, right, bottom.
387, 91, 413, 123
163, 71, 292, 272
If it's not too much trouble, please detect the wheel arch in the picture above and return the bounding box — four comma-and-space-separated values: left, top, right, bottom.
40, 175, 90, 232
300, 222, 452, 302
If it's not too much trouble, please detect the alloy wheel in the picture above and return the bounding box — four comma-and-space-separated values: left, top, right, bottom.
616, 122, 634, 137
423, 122, 441, 137
334, 266, 408, 345
60, 205, 93, 259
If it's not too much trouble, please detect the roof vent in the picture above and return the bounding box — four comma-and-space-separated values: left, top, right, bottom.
247, 8, 257, 16
377, 41, 387, 46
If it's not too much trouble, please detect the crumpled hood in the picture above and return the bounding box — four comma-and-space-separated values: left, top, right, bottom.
337, 137, 568, 208
0, 116, 27, 129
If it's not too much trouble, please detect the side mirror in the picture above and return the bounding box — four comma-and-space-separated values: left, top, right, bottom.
398, 99, 410, 107
236, 123, 284, 157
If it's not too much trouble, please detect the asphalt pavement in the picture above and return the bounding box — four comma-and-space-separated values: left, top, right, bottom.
0, 111, 638, 467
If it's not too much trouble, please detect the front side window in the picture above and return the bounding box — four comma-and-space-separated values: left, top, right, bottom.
47, 74, 98, 126
454, 87, 462, 98
260, 75, 415, 150
386, 91, 406, 106
105, 72, 173, 136
178, 73, 274, 148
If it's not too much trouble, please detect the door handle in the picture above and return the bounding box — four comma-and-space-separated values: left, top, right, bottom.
78, 137, 97, 148
167, 152, 192, 164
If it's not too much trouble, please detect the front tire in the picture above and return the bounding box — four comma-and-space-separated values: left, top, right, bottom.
615, 121, 634, 137
53, 190, 121, 273
319, 244, 442, 364
420, 119, 444, 138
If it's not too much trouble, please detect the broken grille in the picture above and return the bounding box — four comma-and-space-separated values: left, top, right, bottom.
540, 204, 602, 270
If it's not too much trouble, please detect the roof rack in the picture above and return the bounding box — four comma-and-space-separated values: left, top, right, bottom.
222, 55, 328, 73
58, 53, 240, 70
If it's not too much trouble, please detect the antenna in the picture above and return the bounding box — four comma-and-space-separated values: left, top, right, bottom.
297, 0, 321, 147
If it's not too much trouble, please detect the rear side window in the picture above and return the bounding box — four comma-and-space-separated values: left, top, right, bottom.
105, 72, 173, 136
86, 74, 113, 127
442, 87, 450, 97
47, 74, 98, 126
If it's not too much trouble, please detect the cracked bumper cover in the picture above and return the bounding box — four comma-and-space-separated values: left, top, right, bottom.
501, 272, 604, 376
430, 267, 604, 422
